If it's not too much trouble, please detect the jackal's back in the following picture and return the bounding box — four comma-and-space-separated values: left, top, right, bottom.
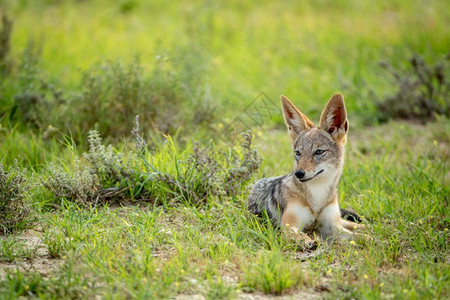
248, 175, 287, 222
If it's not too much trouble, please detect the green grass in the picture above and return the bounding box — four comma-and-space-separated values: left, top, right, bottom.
1, 119, 448, 299
0, 0, 449, 299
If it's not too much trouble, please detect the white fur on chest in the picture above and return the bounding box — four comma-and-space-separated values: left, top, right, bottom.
306, 176, 335, 213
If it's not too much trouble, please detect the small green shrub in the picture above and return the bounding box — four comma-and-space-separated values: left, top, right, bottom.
375, 54, 450, 122
73, 48, 214, 139
158, 131, 262, 205
12, 79, 66, 131
42, 130, 139, 206
224, 131, 262, 196
42, 159, 99, 205
2, 36, 66, 133
83, 130, 134, 184
0, 161, 31, 234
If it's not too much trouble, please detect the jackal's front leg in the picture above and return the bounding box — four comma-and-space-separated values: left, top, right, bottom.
317, 202, 354, 240
281, 203, 316, 248
318, 202, 371, 242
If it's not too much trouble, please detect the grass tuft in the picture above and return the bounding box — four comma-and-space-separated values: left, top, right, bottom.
241, 249, 305, 295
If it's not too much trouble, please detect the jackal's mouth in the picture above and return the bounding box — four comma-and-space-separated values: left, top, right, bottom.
299, 169, 324, 182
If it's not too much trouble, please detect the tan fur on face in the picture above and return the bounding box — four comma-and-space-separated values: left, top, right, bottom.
293, 128, 344, 173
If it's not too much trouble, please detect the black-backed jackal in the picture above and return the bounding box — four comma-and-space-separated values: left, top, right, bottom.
248, 94, 364, 241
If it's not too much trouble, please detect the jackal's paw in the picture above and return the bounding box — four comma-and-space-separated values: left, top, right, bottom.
283, 230, 318, 251
294, 232, 318, 251
293, 236, 318, 251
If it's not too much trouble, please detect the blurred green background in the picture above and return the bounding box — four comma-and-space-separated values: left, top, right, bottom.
0, 0, 448, 141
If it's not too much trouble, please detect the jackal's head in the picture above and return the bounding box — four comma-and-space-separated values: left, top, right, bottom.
281, 94, 348, 183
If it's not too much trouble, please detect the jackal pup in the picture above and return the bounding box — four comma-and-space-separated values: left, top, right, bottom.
248, 94, 362, 240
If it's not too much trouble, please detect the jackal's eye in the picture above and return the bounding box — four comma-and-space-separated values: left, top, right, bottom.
314, 149, 325, 155
294, 150, 301, 157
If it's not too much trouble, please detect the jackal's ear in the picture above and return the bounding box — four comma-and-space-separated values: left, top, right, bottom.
319, 93, 348, 142
281, 95, 314, 142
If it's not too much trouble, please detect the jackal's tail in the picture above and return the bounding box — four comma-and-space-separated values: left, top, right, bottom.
340, 208, 362, 223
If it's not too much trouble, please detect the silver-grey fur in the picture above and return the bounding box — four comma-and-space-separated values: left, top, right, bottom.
248, 175, 288, 223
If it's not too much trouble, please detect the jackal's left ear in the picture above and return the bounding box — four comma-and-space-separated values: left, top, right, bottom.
319, 94, 348, 142
281, 95, 314, 142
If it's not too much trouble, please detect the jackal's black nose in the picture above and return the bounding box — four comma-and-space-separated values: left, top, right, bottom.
295, 170, 305, 179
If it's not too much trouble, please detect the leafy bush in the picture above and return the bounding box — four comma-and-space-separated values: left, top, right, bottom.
375, 54, 449, 122
41, 129, 262, 207
42, 159, 99, 205
224, 132, 263, 195
83, 130, 134, 184
1, 33, 65, 134
0, 161, 31, 234
74, 50, 214, 139
159, 131, 262, 205
7, 50, 214, 140
42, 130, 139, 206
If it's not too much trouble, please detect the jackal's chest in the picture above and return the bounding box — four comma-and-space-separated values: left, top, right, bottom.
284, 176, 335, 216
306, 183, 334, 214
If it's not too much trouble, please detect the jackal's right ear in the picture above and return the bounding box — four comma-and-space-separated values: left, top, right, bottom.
281, 95, 313, 142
